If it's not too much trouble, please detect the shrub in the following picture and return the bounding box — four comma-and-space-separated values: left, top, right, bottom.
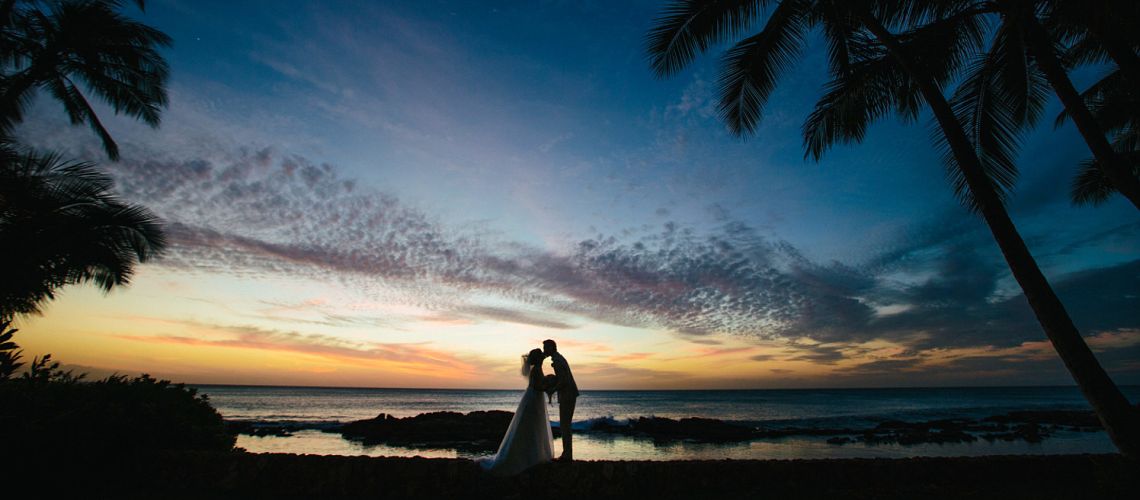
0, 321, 235, 454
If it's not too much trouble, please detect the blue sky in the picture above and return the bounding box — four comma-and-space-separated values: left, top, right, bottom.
12, 0, 1139, 388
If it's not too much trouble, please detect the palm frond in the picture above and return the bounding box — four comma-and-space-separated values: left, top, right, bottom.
51, 0, 170, 124
945, 52, 1025, 210
891, 4, 988, 90
1070, 158, 1119, 206
62, 78, 121, 160
808, 1, 864, 76
1069, 125, 1140, 205
873, 0, 984, 30
1, 0, 170, 159
989, 21, 1048, 125
802, 50, 909, 161
1063, 33, 1112, 68
716, 0, 810, 135
0, 148, 166, 318
1055, 70, 1139, 135
647, 0, 772, 77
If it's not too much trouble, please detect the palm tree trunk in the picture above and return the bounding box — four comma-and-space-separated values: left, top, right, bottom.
859, 13, 1140, 458
1020, 14, 1140, 210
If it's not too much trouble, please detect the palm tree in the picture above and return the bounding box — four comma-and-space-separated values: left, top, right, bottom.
647, 0, 1139, 456
979, 0, 1140, 209
1054, 69, 1140, 204
0, 140, 166, 320
0, 0, 169, 161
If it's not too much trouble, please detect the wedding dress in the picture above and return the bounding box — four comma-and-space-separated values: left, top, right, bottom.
476, 366, 553, 476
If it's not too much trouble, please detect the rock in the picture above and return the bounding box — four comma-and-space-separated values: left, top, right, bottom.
983, 410, 1100, 429
336, 411, 515, 451
225, 421, 295, 437
626, 416, 756, 442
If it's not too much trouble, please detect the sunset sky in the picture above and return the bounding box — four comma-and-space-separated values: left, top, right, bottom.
10, 0, 1139, 390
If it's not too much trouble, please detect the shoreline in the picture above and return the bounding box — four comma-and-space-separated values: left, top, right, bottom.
27, 451, 1137, 499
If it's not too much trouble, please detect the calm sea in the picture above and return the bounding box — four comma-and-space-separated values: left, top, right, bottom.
196, 385, 1139, 460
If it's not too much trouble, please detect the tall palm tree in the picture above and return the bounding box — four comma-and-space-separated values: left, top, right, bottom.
0, 0, 169, 161
0, 140, 166, 320
647, 0, 1139, 456
979, 0, 1140, 209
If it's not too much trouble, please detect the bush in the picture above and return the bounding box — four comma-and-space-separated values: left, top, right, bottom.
0, 321, 235, 454
0, 373, 236, 454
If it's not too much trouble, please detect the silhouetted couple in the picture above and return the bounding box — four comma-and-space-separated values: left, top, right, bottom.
477, 339, 579, 476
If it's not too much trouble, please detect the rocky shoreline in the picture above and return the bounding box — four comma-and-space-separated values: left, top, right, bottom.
21, 451, 1137, 499
227, 409, 1105, 451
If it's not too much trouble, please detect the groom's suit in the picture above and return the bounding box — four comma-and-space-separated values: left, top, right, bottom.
549, 351, 578, 460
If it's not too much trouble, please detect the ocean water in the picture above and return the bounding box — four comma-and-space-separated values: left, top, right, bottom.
196, 385, 1138, 460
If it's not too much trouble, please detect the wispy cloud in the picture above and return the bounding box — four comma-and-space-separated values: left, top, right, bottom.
98, 145, 1140, 370
115, 320, 481, 374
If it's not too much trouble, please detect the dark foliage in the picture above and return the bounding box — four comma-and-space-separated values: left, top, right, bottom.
0, 141, 166, 320
0, 371, 235, 454
0, 0, 170, 160
0, 322, 233, 454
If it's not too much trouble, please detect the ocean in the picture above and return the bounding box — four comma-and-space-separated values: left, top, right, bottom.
196, 385, 1139, 460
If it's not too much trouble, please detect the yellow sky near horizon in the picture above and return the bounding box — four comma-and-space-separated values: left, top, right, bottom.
11, 266, 1129, 390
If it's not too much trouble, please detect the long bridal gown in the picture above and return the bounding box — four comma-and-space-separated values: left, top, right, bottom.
476, 368, 553, 476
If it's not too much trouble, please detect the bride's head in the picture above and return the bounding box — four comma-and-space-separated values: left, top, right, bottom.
520, 348, 544, 376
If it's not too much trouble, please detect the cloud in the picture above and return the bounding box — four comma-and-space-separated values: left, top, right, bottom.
786, 344, 849, 365
570, 362, 690, 389
114, 320, 480, 372
450, 305, 576, 330
839, 358, 924, 374
95, 146, 1138, 378
606, 352, 655, 362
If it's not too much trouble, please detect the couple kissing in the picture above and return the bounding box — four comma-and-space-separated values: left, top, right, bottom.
477, 339, 579, 476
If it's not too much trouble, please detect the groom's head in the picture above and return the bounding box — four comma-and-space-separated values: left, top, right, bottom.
542, 339, 556, 356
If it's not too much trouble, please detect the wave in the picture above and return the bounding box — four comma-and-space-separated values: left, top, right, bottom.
555, 415, 631, 431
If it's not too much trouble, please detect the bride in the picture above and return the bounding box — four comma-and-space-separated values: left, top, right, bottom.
477, 348, 554, 476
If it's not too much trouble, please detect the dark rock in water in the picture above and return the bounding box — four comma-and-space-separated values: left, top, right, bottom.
336, 410, 514, 451
842, 419, 981, 446
983, 423, 1047, 443
317, 408, 1096, 452
225, 420, 337, 437
983, 410, 1100, 429
628, 417, 755, 442
754, 426, 860, 439
576, 416, 756, 442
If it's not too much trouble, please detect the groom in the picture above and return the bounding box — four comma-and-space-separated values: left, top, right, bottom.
543, 339, 578, 461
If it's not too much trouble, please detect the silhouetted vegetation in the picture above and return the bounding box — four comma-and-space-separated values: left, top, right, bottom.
646, 0, 1140, 458
1, 1, 171, 320
0, 321, 234, 454
0, 142, 166, 320
0, 0, 171, 160
1057, 65, 1140, 204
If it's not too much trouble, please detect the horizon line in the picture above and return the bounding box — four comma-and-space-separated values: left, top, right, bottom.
186, 382, 1132, 392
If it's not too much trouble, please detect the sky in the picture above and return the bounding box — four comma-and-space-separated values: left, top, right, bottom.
10, 0, 1140, 390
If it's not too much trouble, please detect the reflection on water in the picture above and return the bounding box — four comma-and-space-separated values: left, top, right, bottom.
236, 429, 1118, 461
